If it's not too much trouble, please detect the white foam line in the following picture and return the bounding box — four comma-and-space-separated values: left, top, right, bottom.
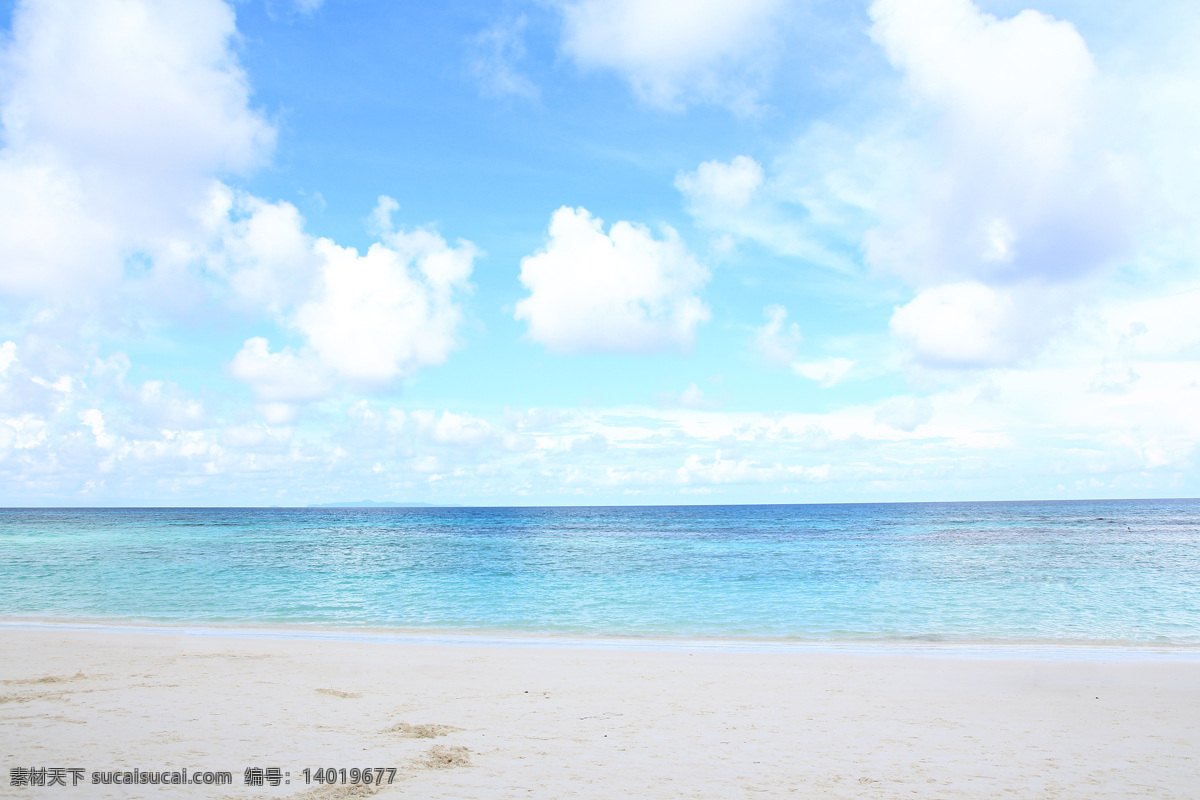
3, 617, 1200, 661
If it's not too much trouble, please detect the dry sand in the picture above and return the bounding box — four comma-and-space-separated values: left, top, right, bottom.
2, 624, 1198, 799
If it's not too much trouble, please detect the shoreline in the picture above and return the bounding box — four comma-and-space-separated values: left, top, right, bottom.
4, 615, 1200, 659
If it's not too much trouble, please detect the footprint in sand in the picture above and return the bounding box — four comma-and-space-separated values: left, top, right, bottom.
315, 688, 362, 699
420, 745, 471, 770
383, 722, 459, 738
2, 672, 87, 685
286, 783, 382, 799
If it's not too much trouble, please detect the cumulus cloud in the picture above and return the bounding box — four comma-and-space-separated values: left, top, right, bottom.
862, 0, 1145, 367
8, 0, 1200, 506
298, 233, 475, 383
203, 186, 321, 313
675, 155, 764, 212
228, 196, 478, 401
515, 206, 710, 354
676, 0, 1165, 368
413, 410, 497, 448
0, 0, 274, 298
889, 282, 1020, 368
558, 0, 791, 111
230, 338, 332, 404
6, 293, 1200, 503
864, 0, 1136, 288
0, 2, 476, 426
888, 282, 1064, 368
79, 409, 117, 450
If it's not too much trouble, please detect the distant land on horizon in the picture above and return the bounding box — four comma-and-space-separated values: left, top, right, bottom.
307, 501, 464, 508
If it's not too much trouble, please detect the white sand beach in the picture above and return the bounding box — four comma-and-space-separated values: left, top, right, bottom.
2, 625, 1198, 799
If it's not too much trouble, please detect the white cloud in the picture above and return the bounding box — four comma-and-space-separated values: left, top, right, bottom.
220, 421, 292, 450
675, 149, 865, 272
870, 0, 1093, 156
423, 411, 496, 447
204, 186, 321, 313
889, 282, 1016, 368
470, 16, 538, 100
260, 403, 300, 426
863, 0, 1136, 287
515, 206, 710, 354
675, 155, 764, 212
677, 451, 824, 486
659, 382, 720, 410
1089, 362, 1139, 395
792, 357, 854, 387
79, 409, 117, 450
367, 194, 400, 237
558, 0, 790, 111
3, 414, 47, 450
0, 0, 274, 298
228, 196, 478, 399
754, 305, 802, 366
137, 380, 206, 429
296, 233, 475, 384
0, 342, 16, 377
0, 0, 479, 423
874, 396, 934, 432
676, 0, 1164, 369
5, 0, 1200, 506
678, 383, 707, 409
5, 285, 1200, 503
888, 281, 1056, 369
230, 338, 332, 403
750, 304, 870, 390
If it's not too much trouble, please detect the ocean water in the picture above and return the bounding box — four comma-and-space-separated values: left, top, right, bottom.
1, 500, 1198, 644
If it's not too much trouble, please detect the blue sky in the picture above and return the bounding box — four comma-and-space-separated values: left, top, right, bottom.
2, 0, 1199, 505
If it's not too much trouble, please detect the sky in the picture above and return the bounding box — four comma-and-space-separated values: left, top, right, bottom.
1, 0, 1200, 506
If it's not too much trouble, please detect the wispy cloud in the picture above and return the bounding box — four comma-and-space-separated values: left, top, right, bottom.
557, 0, 792, 113
469, 16, 539, 100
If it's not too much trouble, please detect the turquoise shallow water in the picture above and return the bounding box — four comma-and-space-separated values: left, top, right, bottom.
1, 501, 1198, 643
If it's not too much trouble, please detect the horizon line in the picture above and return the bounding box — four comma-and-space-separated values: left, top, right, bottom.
1, 496, 1198, 510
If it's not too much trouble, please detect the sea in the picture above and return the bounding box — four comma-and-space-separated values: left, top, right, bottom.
1, 500, 1198, 644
